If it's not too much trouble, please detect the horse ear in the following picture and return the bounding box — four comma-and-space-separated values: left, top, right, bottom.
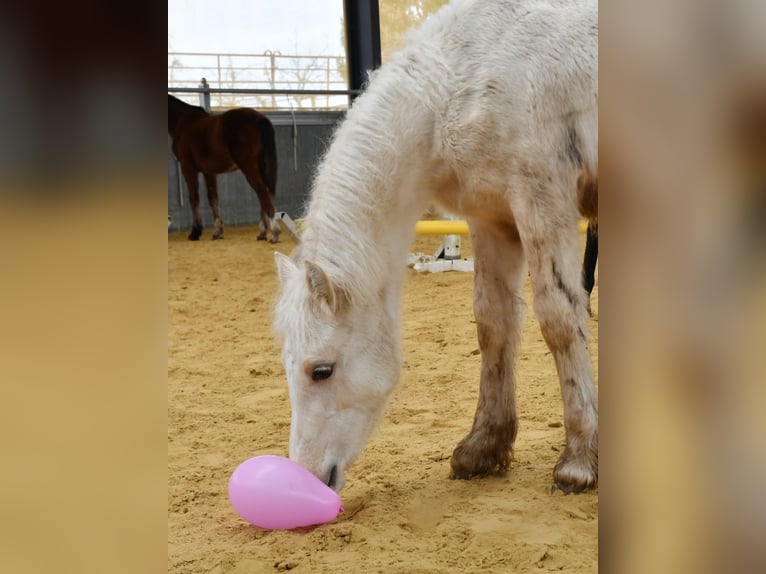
304, 259, 349, 314
274, 252, 299, 286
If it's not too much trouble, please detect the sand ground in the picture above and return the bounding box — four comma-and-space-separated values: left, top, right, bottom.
168, 226, 598, 573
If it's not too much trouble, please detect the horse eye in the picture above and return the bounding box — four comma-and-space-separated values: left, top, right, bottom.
311, 363, 335, 382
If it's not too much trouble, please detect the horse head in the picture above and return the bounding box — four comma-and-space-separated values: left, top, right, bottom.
273, 252, 401, 491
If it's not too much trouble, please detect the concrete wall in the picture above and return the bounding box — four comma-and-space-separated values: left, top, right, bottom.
168, 110, 344, 234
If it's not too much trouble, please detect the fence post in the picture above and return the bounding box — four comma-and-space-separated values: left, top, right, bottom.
264, 50, 281, 108
343, 0, 381, 104
199, 78, 211, 111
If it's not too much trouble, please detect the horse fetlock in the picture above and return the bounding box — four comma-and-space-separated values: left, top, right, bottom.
449, 427, 514, 479
188, 224, 203, 241
269, 224, 282, 243
552, 437, 598, 494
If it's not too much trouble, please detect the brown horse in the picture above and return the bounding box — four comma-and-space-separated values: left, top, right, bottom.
168, 94, 280, 242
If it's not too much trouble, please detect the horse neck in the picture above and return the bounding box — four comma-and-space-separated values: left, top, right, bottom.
167, 98, 184, 134
300, 73, 438, 306
167, 97, 204, 135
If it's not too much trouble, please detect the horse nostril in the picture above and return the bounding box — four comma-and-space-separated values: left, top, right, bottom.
327, 465, 338, 489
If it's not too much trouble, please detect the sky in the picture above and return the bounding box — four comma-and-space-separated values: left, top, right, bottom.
168, 0, 346, 56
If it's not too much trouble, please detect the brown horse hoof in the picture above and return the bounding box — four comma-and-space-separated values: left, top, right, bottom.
188, 225, 203, 241
212, 234, 224, 240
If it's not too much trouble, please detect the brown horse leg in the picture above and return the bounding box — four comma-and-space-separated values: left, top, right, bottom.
258, 212, 282, 244
268, 215, 282, 244
182, 166, 203, 240
257, 218, 268, 241
203, 173, 224, 240
520, 215, 598, 494
240, 170, 280, 243
451, 220, 525, 479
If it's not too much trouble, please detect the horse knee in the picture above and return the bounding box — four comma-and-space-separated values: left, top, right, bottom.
532, 272, 587, 352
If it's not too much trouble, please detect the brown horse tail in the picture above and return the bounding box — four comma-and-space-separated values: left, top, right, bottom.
260, 117, 278, 200
577, 170, 597, 221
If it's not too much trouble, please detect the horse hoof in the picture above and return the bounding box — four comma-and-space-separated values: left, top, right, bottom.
212, 234, 223, 240
189, 225, 203, 241
268, 237, 280, 244
449, 438, 511, 480
552, 448, 598, 494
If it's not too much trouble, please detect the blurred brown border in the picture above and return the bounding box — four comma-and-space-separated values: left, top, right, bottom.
0, 1, 168, 573
1, 1, 764, 573
600, 1, 766, 572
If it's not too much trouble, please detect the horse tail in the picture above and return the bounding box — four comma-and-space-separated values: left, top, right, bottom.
260, 117, 278, 199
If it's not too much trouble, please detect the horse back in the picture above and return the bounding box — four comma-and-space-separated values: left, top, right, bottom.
220, 109, 274, 149
423, 0, 597, 218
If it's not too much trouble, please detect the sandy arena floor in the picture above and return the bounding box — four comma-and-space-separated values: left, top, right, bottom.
168, 226, 598, 573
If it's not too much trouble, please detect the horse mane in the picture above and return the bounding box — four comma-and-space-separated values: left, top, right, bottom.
295, 55, 441, 308
292, 5, 478, 306
291, 0, 597, 309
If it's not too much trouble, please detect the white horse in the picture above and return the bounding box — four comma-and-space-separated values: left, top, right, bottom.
274, 0, 598, 494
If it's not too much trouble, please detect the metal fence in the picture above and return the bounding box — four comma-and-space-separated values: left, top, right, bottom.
168, 51, 351, 110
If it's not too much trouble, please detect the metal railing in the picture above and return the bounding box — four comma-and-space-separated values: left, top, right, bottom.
168, 51, 353, 110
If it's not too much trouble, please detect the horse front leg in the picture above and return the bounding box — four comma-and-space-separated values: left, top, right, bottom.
182, 166, 203, 240
523, 220, 598, 494
203, 173, 224, 240
451, 220, 525, 479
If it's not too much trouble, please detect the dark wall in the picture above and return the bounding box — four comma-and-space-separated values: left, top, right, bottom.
167, 110, 344, 233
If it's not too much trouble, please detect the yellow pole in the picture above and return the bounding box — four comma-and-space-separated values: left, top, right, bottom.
413, 220, 589, 235
414, 220, 470, 235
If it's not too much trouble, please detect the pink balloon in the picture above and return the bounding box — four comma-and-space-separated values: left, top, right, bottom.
228, 455, 343, 530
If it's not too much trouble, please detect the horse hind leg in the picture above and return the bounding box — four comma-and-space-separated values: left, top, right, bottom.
518, 204, 598, 493
250, 181, 279, 243
256, 218, 281, 243
238, 163, 279, 243
450, 220, 525, 479
182, 165, 203, 240
255, 211, 278, 242
269, 213, 281, 243
203, 173, 224, 239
